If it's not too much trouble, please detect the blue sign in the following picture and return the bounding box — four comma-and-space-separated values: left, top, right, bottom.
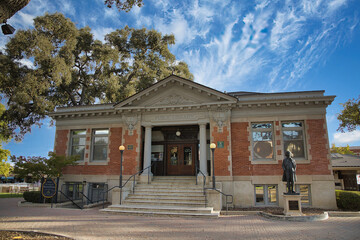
42, 178, 57, 198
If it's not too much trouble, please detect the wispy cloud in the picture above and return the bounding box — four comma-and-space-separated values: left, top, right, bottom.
334, 130, 360, 145
92, 27, 115, 42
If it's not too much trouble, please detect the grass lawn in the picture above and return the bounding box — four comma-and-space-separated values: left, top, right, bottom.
0, 193, 23, 198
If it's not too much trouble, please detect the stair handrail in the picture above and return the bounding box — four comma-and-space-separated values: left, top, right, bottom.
101, 161, 156, 208
58, 190, 83, 209
195, 166, 206, 196
79, 191, 93, 205
205, 187, 233, 213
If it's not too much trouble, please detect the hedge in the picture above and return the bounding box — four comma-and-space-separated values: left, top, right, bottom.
23, 191, 52, 203
335, 190, 360, 211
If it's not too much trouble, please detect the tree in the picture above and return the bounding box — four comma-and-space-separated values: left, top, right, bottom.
337, 96, 360, 132
0, 161, 12, 178
0, 13, 193, 140
0, 103, 12, 178
330, 144, 354, 155
104, 0, 143, 12
11, 152, 78, 182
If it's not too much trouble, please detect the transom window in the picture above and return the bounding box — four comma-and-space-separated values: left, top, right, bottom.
282, 121, 306, 159
254, 184, 278, 206
70, 130, 86, 161
251, 123, 274, 160
91, 129, 109, 161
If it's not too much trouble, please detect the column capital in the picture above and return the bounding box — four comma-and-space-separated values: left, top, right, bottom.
198, 122, 208, 127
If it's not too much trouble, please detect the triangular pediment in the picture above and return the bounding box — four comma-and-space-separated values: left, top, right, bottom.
114, 75, 237, 109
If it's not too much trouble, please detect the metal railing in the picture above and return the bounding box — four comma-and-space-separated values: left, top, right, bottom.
196, 166, 233, 212
101, 162, 156, 208
58, 190, 83, 209
195, 167, 206, 195
79, 191, 93, 205
205, 188, 233, 212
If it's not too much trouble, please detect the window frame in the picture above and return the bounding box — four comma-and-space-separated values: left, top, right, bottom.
90, 129, 109, 162
251, 122, 275, 161
69, 129, 86, 161
254, 184, 278, 206
281, 121, 307, 160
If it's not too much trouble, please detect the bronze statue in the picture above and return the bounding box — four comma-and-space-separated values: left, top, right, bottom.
282, 151, 297, 194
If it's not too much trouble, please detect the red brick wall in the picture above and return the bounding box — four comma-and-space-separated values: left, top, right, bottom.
231, 119, 331, 176
54, 129, 69, 156
123, 129, 139, 175
212, 126, 231, 176
62, 127, 125, 175
300, 119, 331, 175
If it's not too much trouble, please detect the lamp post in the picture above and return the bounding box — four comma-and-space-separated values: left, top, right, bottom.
210, 143, 216, 189
119, 145, 125, 204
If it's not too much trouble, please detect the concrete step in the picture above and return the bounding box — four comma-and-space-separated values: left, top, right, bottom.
127, 194, 205, 200
133, 189, 204, 194
101, 176, 218, 218
135, 185, 203, 190
100, 208, 219, 218
101, 204, 218, 217
123, 199, 206, 207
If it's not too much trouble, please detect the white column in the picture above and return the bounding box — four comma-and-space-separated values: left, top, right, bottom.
142, 125, 153, 175
199, 123, 208, 176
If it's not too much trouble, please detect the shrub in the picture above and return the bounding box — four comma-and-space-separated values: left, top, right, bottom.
23, 191, 52, 203
335, 190, 360, 211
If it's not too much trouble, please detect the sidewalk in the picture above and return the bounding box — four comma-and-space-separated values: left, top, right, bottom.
1, 198, 359, 240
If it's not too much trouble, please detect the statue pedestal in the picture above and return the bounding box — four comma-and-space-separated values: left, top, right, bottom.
283, 194, 303, 216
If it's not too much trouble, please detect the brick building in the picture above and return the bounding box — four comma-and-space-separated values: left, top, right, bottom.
51, 75, 337, 210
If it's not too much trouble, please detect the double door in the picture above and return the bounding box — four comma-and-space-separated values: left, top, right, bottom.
167, 143, 196, 176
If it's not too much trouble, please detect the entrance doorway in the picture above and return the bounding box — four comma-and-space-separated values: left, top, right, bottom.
167, 143, 196, 176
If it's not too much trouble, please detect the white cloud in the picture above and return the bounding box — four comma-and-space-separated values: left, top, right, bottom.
60, 0, 76, 17
16, 59, 35, 69
328, 0, 347, 13
334, 130, 360, 144
92, 27, 115, 42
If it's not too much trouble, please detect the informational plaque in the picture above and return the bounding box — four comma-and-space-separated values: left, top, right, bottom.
289, 200, 299, 210
42, 178, 57, 198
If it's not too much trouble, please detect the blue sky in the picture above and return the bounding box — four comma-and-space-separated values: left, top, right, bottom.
1, 0, 360, 158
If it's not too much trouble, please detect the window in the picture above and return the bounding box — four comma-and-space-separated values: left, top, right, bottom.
295, 184, 311, 206
88, 182, 108, 204
91, 129, 109, 161
254, 185, 278, 205
282, 121, 306, 159
251, 123, 274, 160
70, 130, 86, 161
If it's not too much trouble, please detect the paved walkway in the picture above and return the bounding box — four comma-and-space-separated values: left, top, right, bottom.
1, 198, 360, 240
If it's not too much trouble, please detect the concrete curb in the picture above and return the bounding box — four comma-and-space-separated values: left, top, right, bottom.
258, 211, 328, 222
221, 211, 260, 216
327, 211, 360, 217
18, 200, 81, 208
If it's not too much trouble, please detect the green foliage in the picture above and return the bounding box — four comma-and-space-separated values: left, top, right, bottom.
330, 144, 355, 155
0, 13, 193, 140
104, 0, 143, 12
0, 160, 12, 178
0, 103, 12, 177
337, 96, 360, 132
335, 190, 360, 211
23, 191, 42, 203
0, 193, 23, 198
11, 152, 78, 182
